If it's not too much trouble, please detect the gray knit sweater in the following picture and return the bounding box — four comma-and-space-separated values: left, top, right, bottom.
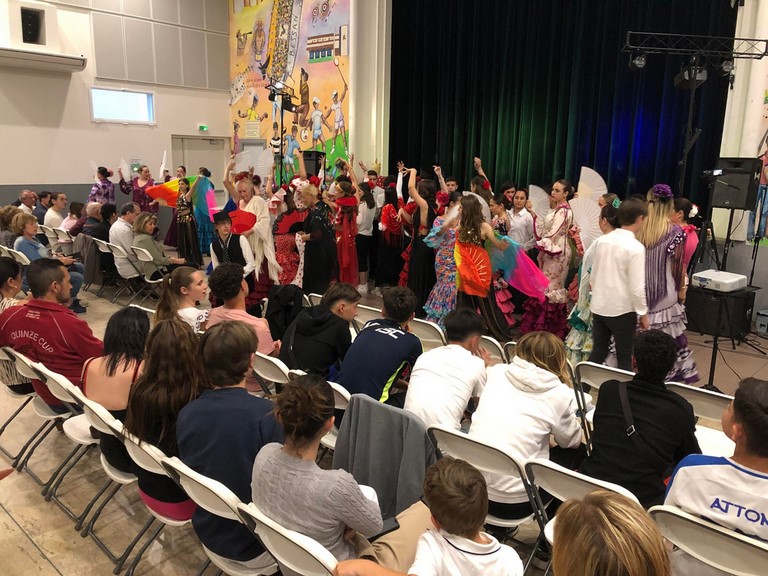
251, 443, 383, 560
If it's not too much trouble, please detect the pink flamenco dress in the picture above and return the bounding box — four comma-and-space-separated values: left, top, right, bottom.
520, 202, 573, 339
491, 216, 517, 328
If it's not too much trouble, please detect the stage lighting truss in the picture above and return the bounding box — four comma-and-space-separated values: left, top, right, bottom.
623, 31, 768, 60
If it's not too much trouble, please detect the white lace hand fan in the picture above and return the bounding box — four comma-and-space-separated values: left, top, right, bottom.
528, 185, 551, 221
576, 166, 608, 204
569, 196, 603, 251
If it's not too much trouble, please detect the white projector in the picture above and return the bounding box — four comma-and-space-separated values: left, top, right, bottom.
691, 269, 748, 293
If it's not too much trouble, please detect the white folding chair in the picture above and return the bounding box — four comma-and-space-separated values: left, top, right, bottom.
302, 293, 312, 307
160, 457, 279, 576
6, 247, 31, 266
29, 363, 99, 519
649, 505, 768, 576
91, 237, 121, 297
525, 458, 639, 549
0, 245, 9, 257
39, 224, 61, 251
307, 292, 323, 306
130, 246, 165, 304
666, 382, 735, 457
54, 228, 75, 255
409, 317, 447, 352
120, 430, 194, 576
77, 397, 154, 571
318, 382, 350, 458
428, 425, 541, 571
238, 502, 337, 576
106, 242, 143, 303
0, 348, 37, 462
479, 335, 505, 363
353, 304, 382, 333
503, 340, 517, 362
252, 352, 291, 396
574, 361, 635, 448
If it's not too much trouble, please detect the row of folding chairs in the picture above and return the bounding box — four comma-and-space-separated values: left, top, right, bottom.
0, 349, 341, 575
90, 238, 166, 305
39, 224, 75, 255
427, 424, 768, 576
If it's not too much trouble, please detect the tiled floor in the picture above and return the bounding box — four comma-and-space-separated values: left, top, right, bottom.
1, 283, 764, 575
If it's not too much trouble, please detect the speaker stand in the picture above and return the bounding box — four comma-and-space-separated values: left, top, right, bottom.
721, 207, 737, 271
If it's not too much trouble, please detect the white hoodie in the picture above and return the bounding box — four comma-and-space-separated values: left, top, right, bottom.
468, 356, 582, 504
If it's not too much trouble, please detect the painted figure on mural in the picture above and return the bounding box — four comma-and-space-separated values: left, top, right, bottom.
283, 125, 302, 179
236, 29, 251, 57
310, 97, 328, 151
294, 68, 311, 127
324, 84, 348, 155
253, 20, 266, 61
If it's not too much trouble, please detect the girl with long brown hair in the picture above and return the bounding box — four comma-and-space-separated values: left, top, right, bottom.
155, 265, 209, 331
124, 318, 208, 520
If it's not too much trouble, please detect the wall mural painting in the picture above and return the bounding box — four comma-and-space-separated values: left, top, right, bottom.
230, 0, 350, 183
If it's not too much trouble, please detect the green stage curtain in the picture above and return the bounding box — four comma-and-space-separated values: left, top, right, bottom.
389, 0, 738, 204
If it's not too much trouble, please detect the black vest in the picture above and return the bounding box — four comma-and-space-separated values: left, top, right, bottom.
211, 233, 246, 266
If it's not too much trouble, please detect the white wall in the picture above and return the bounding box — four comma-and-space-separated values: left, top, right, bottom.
0, 4, 229, 189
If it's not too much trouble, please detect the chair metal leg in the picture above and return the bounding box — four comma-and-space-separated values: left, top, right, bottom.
316, 446, 330, 463
43, 443, 91, 499
74, 478, 114, 531
111, 516, 155, 574
0, 396, 33, 460
80, 482, 122, 536
123, 522, 165, 576
8, 420, 53, 468
14, 421, 61, 484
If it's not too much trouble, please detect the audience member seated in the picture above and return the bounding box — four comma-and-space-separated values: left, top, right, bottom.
132, 212, 186, 279
403, 308, 488, 430
94, 203, 117, 242
123, 318, 207, 520
0, 257, 32, 395
60, 201, 83, 232
252, 374, 432, 571
12, 213, 87, 313
155, 266, 209, 332
469, 331, 583, 529
336, 286, 422, 408
0, 259, 103, 412
82, 307, 149, 474
177, 321, 281, 569
579, 330, 700, 508
334, 458, 524, 576
0, 206, 21, 248
552, 491, 671, 576
43, 191, 67, 230
109, 202, 141, 280
664, 377, 768, 576
279, 282, 360, 378
206, 262, 279, 355
78, 202, 103, 237
28, 190, 45, 220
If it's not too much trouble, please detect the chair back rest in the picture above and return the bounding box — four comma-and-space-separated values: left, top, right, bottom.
525, 458, 639, 505
0, 245, 8, 257
666, 382, 732, 423
107, 242, 130, 259
574, 361, 634, 391
131, 246, 154, 263
328, 381, 350, 411
479, 335, 505, 362
649, 505, 768, 576
503, 340, 517, 362
80, 396, 120, 435
54, 228, 73, 242
354, 305, 382, 328
252, 352, 291, 385
428, 425, 526, 481
160, 456, 243, 521
409, 318, 447, 351
3, 347, 42, 381
129, 304, 156, 315
30, 363, 80, 407
307, 293, 323, 306
287, 369, 307, 381
39, 225, 59, 243
238, 503, 336, 576
121, 430, 169, 475
6, 248, 31, 266
302, 294, 312, 307
92, 238, 112, 254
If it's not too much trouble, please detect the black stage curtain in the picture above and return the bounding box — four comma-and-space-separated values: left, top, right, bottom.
389, 0, 738, 205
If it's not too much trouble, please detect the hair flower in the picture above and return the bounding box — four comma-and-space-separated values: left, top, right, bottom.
690, 203, 699, 218
308, 175, 321, 187
436, 191, 449, 207
651, 183, 673, 199
612, 197, 621, 209
482, 179, 491, 191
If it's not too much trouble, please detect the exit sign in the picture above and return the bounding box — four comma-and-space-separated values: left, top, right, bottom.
198, 124, 208, 132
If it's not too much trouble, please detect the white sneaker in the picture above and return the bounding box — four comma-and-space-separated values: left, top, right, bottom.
371, 287, 382, 296
357, 284, 368, 294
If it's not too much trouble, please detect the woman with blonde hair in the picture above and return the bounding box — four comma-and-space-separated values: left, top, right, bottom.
639, 184, 698, 384
132, 212, 186, 279
469, 331, 583, 525
0, 205, 21, 247
553, 490, 671, 576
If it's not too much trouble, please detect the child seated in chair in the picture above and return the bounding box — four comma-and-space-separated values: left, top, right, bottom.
333, 457, 524, 576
